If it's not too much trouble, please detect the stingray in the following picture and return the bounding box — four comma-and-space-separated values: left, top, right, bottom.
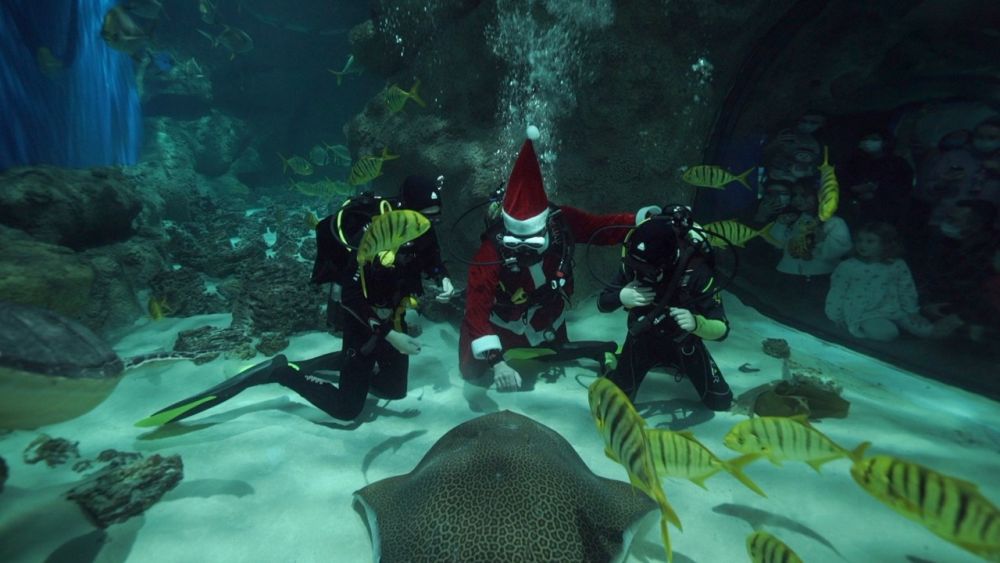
354, 410, 657, 563
0, 300, 201, 429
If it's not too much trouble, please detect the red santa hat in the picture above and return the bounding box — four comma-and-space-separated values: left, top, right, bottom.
501, 125, 549, 236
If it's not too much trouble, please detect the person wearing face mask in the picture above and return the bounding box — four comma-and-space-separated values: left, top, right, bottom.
459, 126, 657, 390
596, 214, 732, 410
838, 131, 914, 228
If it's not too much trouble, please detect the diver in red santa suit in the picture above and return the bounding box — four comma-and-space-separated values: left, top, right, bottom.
459, 126, 662, 391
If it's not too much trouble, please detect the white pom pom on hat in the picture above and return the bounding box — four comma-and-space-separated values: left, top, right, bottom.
526, 125, 540, 140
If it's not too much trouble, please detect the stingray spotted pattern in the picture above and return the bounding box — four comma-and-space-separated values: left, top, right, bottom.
354, 410, 656, 563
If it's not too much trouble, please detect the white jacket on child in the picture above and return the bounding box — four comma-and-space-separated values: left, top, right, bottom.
825, 257, 920, 337
769, 214, 852, 276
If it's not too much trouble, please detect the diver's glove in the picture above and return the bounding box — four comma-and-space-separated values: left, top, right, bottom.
492, 361, 522, 392
386, 330, 422, 355
436, 277, 455, 303
669, 307, 697, 332
404, 308, 423, 337
620, 281, 654, 308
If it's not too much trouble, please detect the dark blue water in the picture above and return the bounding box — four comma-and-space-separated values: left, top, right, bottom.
0, 0, 141, 170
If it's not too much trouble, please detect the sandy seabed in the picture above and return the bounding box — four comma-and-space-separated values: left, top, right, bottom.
1, 293, 997, 563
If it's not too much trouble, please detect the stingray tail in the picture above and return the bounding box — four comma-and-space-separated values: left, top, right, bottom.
135, 354, 291, 427
123, 351, 204, 370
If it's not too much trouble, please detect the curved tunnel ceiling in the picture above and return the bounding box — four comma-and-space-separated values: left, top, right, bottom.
709, 0, 1000, 159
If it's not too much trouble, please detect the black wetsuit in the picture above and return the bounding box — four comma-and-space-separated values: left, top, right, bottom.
277, 254, 425, 421
311, 197, 449, 330
598, 256, 733, 411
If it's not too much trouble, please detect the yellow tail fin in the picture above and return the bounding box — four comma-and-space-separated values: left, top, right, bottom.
725, 453, 767, 497
409, 80, 427, 107
735, 167, 754, 190
849, 441, 872, 463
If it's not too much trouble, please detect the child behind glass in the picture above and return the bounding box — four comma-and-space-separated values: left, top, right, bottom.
824, 222, 937, 341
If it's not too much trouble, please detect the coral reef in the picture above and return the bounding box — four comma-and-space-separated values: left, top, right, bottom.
65, 452, 183, 529
23, 435, 81, 468
174, 326, 256, 362
762, 338, 791, 359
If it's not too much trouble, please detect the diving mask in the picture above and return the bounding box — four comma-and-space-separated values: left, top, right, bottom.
501, 233, 549, 253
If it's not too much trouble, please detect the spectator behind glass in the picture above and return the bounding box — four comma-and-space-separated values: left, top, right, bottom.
825, 222, 939, 341
966, 117, 1000, 206
763, 111, 826, 177
919, 199, 999, 338
766, 180, 852, 298
914, 143, 980, 227
838, 131, 914, 228
749, 181, 793, 227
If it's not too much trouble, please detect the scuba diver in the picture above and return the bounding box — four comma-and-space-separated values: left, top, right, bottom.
459, 126, 661, 391
597, 207, 733, 411
139, 206, 433, 426
310, 174, 454, 332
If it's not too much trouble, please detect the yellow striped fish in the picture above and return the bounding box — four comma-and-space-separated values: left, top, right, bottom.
851, 455, 1000, 561
385, 79, 427, 113
817, 146, 839, 221
304, 211, 320, 231
645, 428, 766, 497
348, 147, 400, 186
682, 165, 754, 191
588, 377, 681, 563
746, 530, 804, 563
356, 205, 430, 297
723, 415, 870, 472
278, 152, 314, 176
702, 220, 769, 248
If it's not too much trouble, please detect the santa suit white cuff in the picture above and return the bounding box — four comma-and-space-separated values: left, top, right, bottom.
471, 334, 502, 359
636, 205, 662, 224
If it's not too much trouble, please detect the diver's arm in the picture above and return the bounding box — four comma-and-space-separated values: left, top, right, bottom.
560, 205, 637, 246
340, 267, 391, 338
465, 242, 503, 360
687, 264, 730, 341
598, 268, 628, 312
419, 228, 450, 282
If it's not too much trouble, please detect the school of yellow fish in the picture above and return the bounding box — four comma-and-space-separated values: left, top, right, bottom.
259, 57, 990, 560
585, 378, 999, 562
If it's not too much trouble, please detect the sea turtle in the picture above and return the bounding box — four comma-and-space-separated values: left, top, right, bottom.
0, 300, 200, 429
